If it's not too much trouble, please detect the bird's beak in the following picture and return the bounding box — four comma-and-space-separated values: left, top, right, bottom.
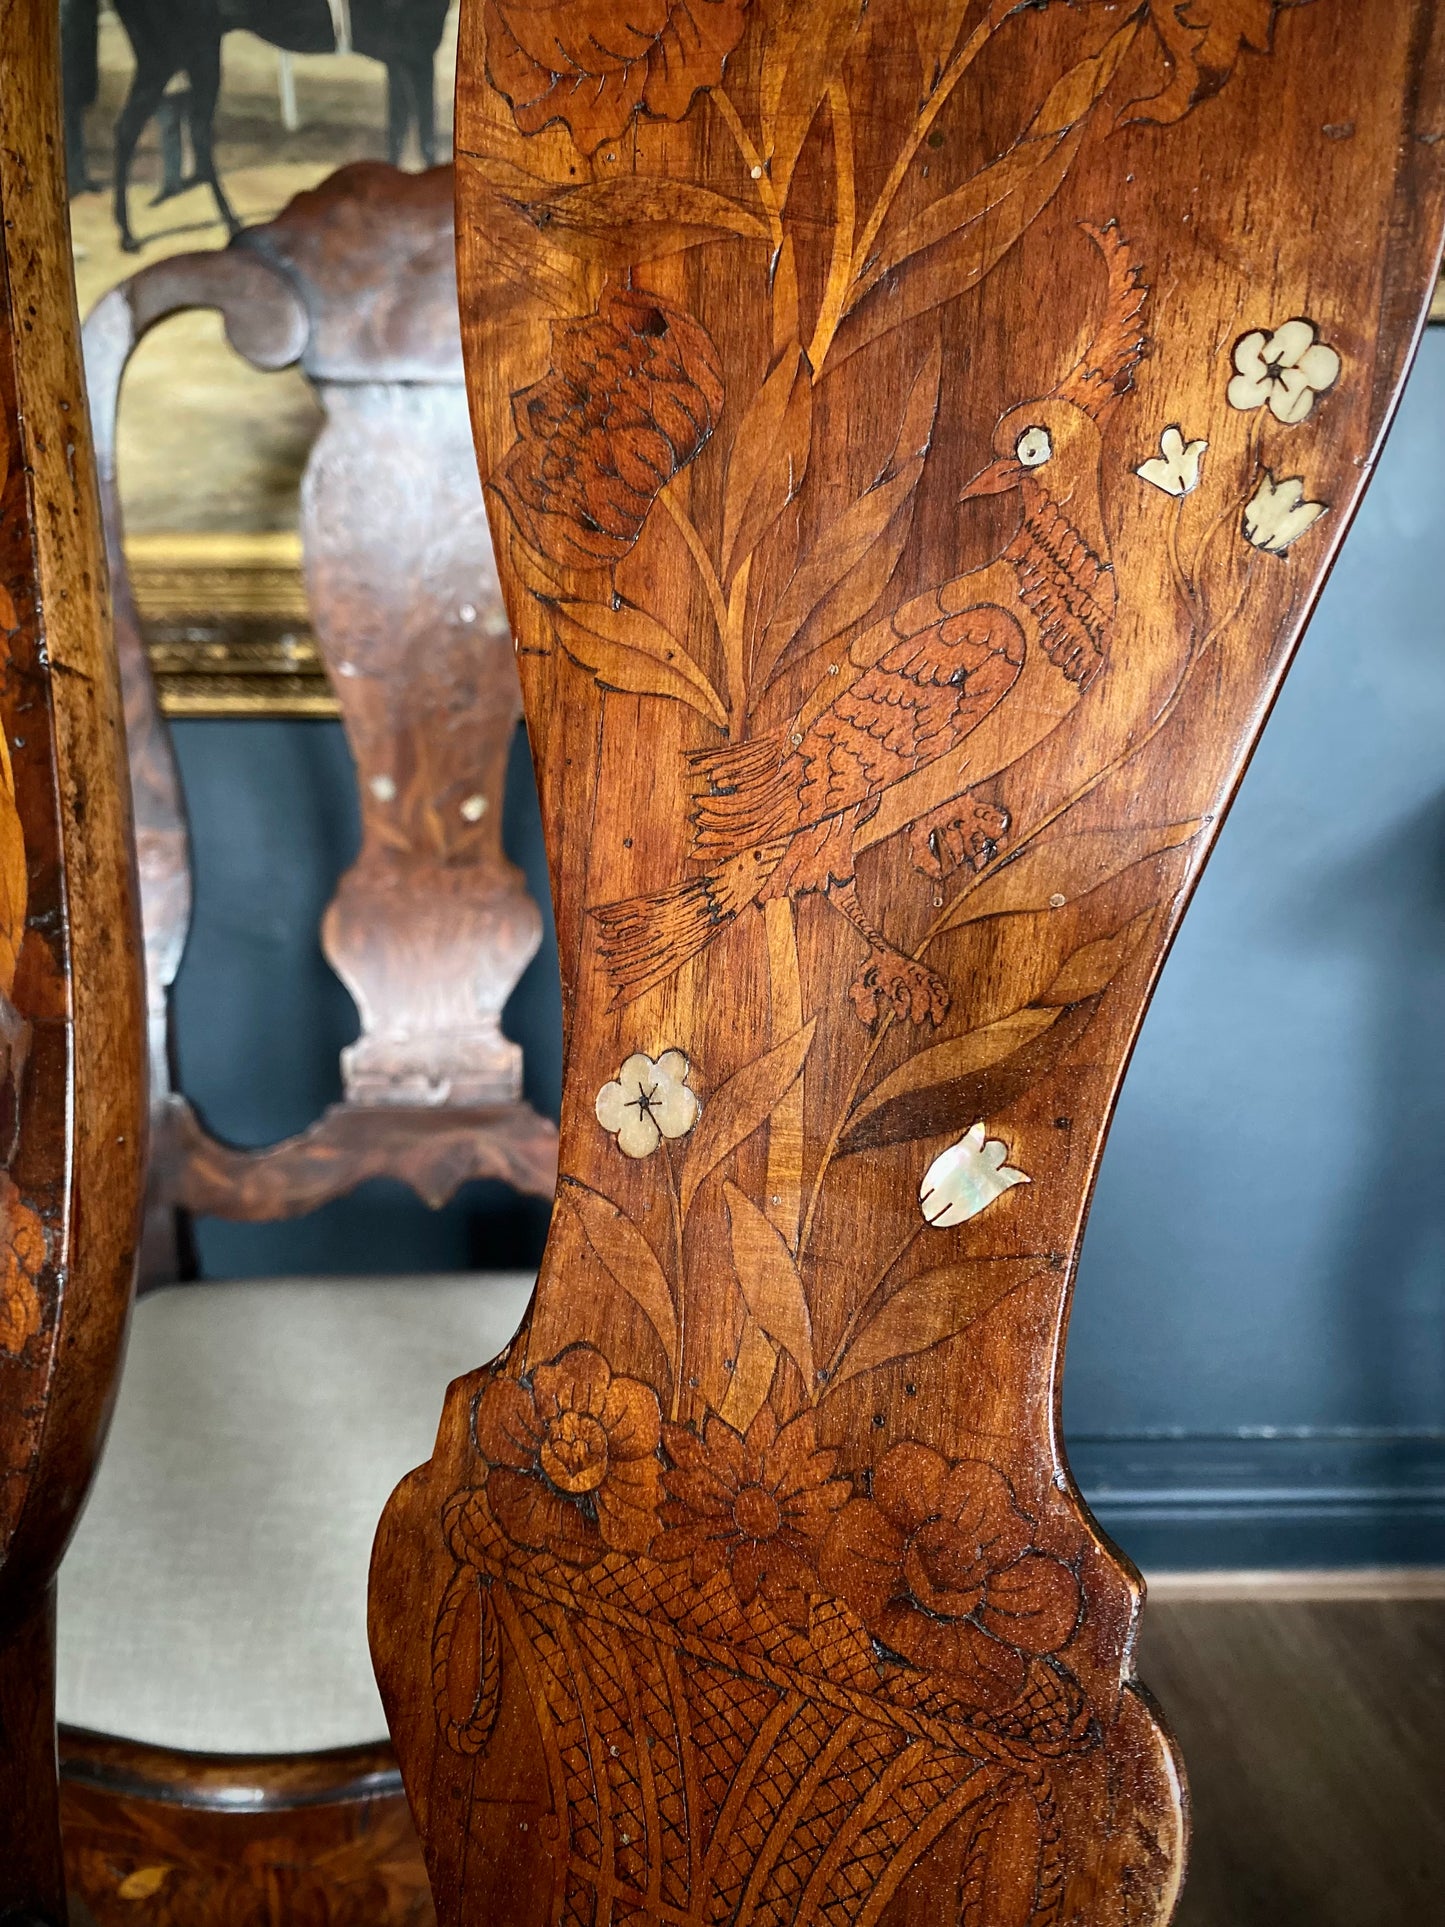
959, 457, 1025, 502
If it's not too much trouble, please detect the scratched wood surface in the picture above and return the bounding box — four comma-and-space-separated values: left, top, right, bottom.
371, 4, 1445, 1922
0, 3, 147, 1919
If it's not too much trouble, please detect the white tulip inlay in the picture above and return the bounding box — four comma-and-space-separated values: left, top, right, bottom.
1242, 471, 1328, 555
1136, 425, 1208, 497
919, 1123, 1030, 1228
596, 1050, 700, 1159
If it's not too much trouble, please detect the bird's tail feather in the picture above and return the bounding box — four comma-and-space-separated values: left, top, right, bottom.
688, 728, 800, 857
592, 845, 785, 1006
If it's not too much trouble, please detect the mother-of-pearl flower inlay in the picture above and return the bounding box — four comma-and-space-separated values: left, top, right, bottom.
1242, 471, 1328, 555
919, 1124, 1030, 1228
596, 1050, 700, 1158
1136, 425, 1209, 497
1227, 320, 1341, 425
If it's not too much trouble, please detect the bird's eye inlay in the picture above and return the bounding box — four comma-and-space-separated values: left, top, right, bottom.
1015, 425, 1053, 468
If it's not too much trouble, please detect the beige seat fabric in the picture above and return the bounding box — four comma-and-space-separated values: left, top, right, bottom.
57, 1272, 534, 1756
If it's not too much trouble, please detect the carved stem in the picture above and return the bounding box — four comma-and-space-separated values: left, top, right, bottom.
807, 82, 857, 373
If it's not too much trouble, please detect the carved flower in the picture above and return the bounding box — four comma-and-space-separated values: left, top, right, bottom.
1228, 319, 1341, 425
657, 1407, 850, 1626
475, 1344, 661, 1563
820, 1446, 1081, 1704
1242, 471, 1327, 555
1127, 0, 1311, 125
1136, 425, 1208, 497
484, 0, 751, 153
596, 1049, 700, 1158
494, 287, 724, 571
919, 1123, 1029, 1228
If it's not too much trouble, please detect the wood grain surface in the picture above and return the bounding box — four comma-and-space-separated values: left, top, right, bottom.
59, 1733, 434, 1927
0, 2, 148, 1916
365, 4, 1445, 1921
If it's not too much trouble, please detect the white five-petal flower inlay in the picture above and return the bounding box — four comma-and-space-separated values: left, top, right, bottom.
1136, 425, 1208, 498
1242, 471, 1327, 556
919, 1123, 1030, 1228
596, 1050, 700, 1158
1227, 320, 1341, 425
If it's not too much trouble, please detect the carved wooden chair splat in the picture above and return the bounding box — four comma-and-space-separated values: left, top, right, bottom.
368, 3, 1445, 1923
0, 5, 147, 1916
80, 158, 558, 1283
52, 163, 556, 1924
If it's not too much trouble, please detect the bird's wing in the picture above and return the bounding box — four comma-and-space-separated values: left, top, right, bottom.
1007, 496, 1116, 688
796, 602, 1025, 821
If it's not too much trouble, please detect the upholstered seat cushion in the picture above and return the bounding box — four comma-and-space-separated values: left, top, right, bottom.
56, 1272, 533, 1756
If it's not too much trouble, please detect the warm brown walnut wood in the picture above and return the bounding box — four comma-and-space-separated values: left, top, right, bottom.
59, 1732, 434, 1927
371, 3, 1445, 1922
81, 160, 558, 1283
0, 3, 148, 1917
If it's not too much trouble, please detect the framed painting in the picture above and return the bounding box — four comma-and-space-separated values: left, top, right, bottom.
62, 0, 460, 716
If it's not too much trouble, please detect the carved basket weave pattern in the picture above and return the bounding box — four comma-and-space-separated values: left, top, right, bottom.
435, 1493, 1093, 1927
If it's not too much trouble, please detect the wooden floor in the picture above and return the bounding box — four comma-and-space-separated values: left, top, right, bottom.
1138, 1576, 1445, 1927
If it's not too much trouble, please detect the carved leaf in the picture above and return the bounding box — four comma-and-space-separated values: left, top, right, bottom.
506, 178, 770, 264
841, 126, 1083, 364
679, 1016, 816, 1216
906, 0, 973, 91
756, 337, 941, 686
1031, 17, 1140, 136
937, 820, 1205, 931
961, 1787, 1050, 1924
837, 999, 1100, 1157
1037, 910, 1155, 1005
722, 344, 814, 581
829, 1257, 1047, 1390
849, 1007, 1062, 1134
772, 237, 802, 360
761, 0, 866, 204
851, 21, 1137, 324
718, 1315, 780, 1432
432, 1565, 503, 1756
550, 600, 728, 728
724, 1181, 815, 1390
560, 1180, 678, 1366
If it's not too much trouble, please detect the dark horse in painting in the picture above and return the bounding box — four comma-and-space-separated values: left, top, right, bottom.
351, 0, 454, 169
108, 0, 333, 252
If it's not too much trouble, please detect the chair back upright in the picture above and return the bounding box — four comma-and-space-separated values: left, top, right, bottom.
81, 162, 559, 1286
372, 0, 1445, 1919
0, 6, 147, 1914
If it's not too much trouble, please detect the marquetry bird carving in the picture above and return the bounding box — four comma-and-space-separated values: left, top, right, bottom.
593, 223, 1149, 1026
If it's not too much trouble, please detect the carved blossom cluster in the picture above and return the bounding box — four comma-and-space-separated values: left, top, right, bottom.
657, 1408, 850, 1626
483, 0, 750, 154
475, 1344, 661, 1563
820, 1445, 1081, 1706
495, 287, 724, 571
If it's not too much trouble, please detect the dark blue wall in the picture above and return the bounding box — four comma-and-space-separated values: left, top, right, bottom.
169, 334, 1445, 1568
